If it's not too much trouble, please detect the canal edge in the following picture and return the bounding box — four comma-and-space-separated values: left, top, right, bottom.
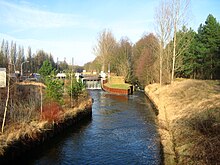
144, 89, 176, 165
0, 98, 93, 164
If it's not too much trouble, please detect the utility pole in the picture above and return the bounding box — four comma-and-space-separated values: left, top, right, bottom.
21, 61, 29, 77
70, 57, 74, 108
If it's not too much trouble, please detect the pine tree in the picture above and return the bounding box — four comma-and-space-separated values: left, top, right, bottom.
196, 14, 220, 79
39, 60, 54, 81
175, 27, 197, 78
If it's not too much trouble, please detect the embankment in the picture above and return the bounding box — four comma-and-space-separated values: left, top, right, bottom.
102, 76, 133, 95
0, 98, 92, 164
145, 79, 220, 165
102, 83, 133, 95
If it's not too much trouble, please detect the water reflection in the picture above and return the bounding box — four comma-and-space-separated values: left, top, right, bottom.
104, 93, 129, 102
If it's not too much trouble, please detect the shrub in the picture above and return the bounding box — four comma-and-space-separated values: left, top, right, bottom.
40, 102, 63, 122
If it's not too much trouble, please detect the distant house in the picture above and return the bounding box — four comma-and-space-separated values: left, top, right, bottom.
56, 73, 66, 79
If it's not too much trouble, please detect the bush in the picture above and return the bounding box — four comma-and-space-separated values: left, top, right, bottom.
41, 102, 63, 122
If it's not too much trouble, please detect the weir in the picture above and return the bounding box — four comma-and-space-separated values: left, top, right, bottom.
81, 76, 102, 89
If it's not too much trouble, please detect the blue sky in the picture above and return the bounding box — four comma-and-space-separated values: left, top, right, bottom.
0, 0, 219, 66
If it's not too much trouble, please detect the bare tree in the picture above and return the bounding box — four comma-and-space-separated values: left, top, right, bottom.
155, 0, 191, 84
93, 29, 116, 72
170, 0, 191, 82
155, 0, 173, 85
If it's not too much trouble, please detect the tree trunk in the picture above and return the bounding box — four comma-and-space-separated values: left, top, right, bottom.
160, 43, 163, 85
171, 27, 176, 83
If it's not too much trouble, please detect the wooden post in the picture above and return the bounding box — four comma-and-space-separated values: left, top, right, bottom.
2, 64, 10, 133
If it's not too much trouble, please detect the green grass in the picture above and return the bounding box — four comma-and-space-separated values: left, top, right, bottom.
105, 83, 131, 89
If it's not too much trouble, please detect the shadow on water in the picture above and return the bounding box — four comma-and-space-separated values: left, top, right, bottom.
11, 118, 92, 165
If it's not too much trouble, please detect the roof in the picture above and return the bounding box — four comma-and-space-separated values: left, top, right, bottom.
56, 73, 66, 77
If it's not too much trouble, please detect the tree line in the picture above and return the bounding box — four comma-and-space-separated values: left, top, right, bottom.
0, 40, 85, 76
0, 42, 53, 74
84, 13, 220, 88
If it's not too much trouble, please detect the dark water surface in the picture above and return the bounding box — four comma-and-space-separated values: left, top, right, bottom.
19, 90, 161, 165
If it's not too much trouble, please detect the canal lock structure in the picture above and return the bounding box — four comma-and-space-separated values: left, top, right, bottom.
17, 90, 161, 165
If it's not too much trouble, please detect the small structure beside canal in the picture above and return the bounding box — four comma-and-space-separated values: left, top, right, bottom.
75, 71, 133, 95
102, 76, 133, 95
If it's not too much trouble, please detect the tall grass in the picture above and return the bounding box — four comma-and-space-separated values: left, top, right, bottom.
177, 108, 220, 164
8, 99, 40, 124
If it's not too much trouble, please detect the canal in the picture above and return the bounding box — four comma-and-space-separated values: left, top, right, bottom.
18, 90, 161, 164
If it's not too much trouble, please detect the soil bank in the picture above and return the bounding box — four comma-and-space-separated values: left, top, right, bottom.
145, 79, 220, 165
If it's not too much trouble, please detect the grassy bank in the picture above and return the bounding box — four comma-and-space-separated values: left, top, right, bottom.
0, 91, 92, 162
145, 79, 220, 165
104, 83, 131, 89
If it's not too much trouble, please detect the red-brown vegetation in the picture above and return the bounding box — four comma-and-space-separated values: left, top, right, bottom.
40, 102, 64, 122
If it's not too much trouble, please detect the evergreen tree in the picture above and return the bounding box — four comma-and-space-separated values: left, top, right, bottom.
175, 27, 197, 78
179, 14, 220, 79
195, 14, 220, 79
39, 60, 54, 81
45, 78, 64, 104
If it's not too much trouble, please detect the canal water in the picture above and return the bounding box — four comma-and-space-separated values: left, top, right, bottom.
19, 90, 161, 165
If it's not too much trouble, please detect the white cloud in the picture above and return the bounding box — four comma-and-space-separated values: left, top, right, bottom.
0, 1, 84, 30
